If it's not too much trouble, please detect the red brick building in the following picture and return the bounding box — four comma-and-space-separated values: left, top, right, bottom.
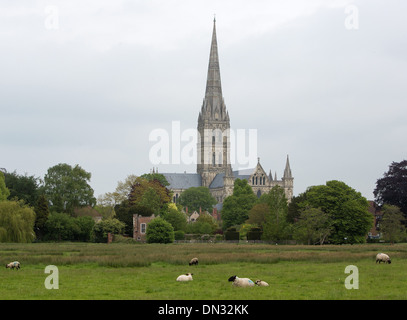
367, 201, 384, 240
133, 214, 156, 242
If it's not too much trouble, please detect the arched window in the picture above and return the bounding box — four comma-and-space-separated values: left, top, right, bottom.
257, 190, 262, 198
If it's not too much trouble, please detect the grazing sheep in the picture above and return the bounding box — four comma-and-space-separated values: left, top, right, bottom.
189, 257, 198, 266
255, 280, 269, 287
5, 261, 20, 270
228, 275, 254, 287
177, 273, 193, 281
376, 253, 391, 264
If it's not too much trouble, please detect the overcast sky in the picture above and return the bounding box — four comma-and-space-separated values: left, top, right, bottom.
1, 0, 406, 201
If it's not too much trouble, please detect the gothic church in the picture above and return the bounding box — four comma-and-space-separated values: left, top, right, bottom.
162, 19, 293, 208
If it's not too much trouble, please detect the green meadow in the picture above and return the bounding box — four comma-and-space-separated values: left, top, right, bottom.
1, 242, 406, 300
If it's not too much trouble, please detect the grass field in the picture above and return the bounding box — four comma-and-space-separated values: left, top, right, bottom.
1, 242, 406, 300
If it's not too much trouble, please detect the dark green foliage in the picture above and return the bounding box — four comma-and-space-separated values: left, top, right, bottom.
34, 195, 50, 240
178, 186, 217, 213
146, 217, 174, 244
4, 171, 41, 207
44, 212, 95, 242
298, 180, 373, 244
221, 179, 257, 230
91, 218, 125, 243
43, 163, 96, 215
374, 160, 407, 217
224, 227, 239, 240
247, 227, 262, 240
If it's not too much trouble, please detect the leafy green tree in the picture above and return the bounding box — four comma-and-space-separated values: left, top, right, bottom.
163, 204, 187, 231
146, 217, 174, 244
4, 171, 41, 207
178, 186, 217, 213
34, 194, 50, 240
43, 163, 96, 215
380, 205, 406, 243
91, 218, 125, 243
0, 172, 10, 201
140, 173, 169, 186
374, 160, 407, 217
246, 203, 269, 227
128, 177, 171, 213
299, 180, 373, 244
0, 200, 36, 242
261, 186, 290, 242
293, 207, 333, 245
221, 179, 257, 230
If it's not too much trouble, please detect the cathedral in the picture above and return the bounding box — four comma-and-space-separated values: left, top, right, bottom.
162, 19, 293, 208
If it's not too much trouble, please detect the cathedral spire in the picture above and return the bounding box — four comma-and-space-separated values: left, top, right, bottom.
283, 155, 292, 179
205, 18, 222, 99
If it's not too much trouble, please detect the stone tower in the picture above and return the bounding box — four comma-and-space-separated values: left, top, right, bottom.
197, 18, 232, 187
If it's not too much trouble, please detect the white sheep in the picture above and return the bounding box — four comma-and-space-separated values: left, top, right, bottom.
376, 253, 391, 264
176, 273, 193, 281
189, 257, 198, 266
5, 261, 20, 270
228, 275, 254, 287
255, 279, 269, 287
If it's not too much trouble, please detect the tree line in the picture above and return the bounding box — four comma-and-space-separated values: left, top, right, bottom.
0, 159, 406, 244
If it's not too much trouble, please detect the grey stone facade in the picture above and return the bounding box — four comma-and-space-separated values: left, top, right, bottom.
162, 19, 293, 208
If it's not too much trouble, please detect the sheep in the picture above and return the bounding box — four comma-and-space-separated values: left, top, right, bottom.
5, 261, 20, 270
177, 273, 193, 281
228, 275, 254, 287
255, 279, 269, 287
376, 253, 391, 264
189, 257, 198, 266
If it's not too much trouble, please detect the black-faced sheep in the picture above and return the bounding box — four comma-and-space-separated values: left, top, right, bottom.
189, 257, 198, 266
376, 253, 391, 264
177, 273, 193, 281
228, 275, 254, 287
255, 279, 269, 286
6, 261, 20, 270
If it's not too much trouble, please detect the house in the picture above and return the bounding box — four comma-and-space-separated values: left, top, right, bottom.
133, 214, 156, 242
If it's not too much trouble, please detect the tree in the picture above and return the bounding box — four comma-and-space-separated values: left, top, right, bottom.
299, 180, 373, 244
380, 205, 406, 243
0, 200, 36, 242
293, 207, 333, 245
128, 177, 171, 213
0, 172, 10, 201
34, 194, 50, 240
91, 218, 125, 243
4, 171, 41, 207
246, 203, 269, 227
178, 187, 217, 213
140, 173, 169, 186
374, 160, 407, 217
221, 179, 257, 230
163, 203, 187, 231
97, 174, 138, 208
43, 163, 96, 215
261, 186, 290, 242
146, 217, 174, 244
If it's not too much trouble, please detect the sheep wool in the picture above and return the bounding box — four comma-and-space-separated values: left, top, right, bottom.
6, 261, 20, 270
228, 275, 255, 287
255, 280, 269, 287
189, 258, 198, 266
376, 253, 391, 264
177, 273, 193, 281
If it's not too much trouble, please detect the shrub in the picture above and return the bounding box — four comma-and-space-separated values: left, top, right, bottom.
174, 230, 185, 240
224, 227, 239, 240
92, 218, 125, 243
146, 217, 174, 244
